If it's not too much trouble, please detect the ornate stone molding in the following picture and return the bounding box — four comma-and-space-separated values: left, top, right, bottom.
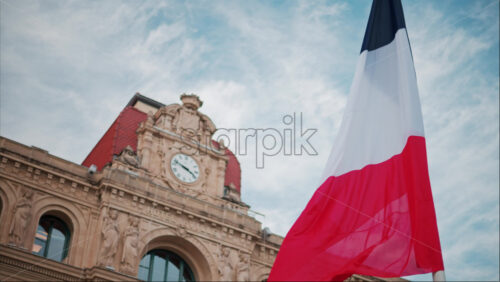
0, 152, 98, 207
101, 181, 257, 251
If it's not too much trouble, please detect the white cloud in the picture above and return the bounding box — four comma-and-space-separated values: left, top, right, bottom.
0, 0, 498, 281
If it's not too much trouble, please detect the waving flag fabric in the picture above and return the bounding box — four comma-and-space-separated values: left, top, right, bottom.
269, 0, 444, 280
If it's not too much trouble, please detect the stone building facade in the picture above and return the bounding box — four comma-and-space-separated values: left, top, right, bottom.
0, 93, 402, 282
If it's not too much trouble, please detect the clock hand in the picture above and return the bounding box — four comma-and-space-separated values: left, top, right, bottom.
184, 167, 196, 179
174, 160, 196, 179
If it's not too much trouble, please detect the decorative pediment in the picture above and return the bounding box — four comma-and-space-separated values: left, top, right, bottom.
152, 94, 216, 145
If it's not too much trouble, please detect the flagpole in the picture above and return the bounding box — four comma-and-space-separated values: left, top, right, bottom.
432, 271, 446, 281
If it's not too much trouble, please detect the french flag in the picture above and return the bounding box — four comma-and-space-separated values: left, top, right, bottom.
269, 0, 444, 281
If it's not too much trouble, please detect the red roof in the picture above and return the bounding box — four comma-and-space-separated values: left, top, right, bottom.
82, 105, 241, 193
211, 140, 242, 194
82, 106, 147, 170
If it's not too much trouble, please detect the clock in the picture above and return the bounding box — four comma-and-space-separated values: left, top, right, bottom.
170, 154, 200, 183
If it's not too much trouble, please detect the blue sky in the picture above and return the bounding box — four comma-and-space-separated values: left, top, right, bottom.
0, 0, 498, 280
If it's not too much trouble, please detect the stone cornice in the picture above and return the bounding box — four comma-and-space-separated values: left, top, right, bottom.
0, 152, 99, 209
255, 241, 280, 253
249, 258, 274, 268
0, 137, 91, 180
0, 244, 137, 281
0, 244, 83, 281
0, 152, 94, 191
0, 172, 98, 210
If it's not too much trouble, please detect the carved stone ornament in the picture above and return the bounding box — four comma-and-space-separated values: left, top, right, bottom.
115, 145, 140, 168
120, 216, 140, 274
98, 208, 120, 268
180, 93, 203, 110
8, 189, 33, 247
175, 223, 189, 238
223, 183, 241, 203
146, 111, 154, 126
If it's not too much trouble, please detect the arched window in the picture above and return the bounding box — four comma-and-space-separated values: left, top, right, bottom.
138, 249, 195, 282
32, 215, 70, 262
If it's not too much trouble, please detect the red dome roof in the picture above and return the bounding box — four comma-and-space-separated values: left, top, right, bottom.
211, 140, 241, 193
82, 106, 146, 170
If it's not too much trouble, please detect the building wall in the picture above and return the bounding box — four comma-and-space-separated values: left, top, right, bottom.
0, 93, 283, 281
0, 136, 281, 281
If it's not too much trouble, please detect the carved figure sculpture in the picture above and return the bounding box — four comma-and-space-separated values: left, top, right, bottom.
98, 209, 119, 268
9, 189, 33, 247
218, 246, 234, 281
121, 216, 140, 274
236, 253, 250, 282
117, 146, 139, 167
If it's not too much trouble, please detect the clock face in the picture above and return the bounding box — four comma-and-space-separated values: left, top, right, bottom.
170, 154, 200, 183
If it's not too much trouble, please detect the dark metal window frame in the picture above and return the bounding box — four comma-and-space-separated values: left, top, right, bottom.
33, 215, 71, 261
139, 249, 195, 282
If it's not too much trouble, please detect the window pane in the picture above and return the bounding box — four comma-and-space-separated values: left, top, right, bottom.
151, 255, 166, 282
47, 227, 66, 261
140, 253, 151, 267
138, 250, 195, 282
32, 224, 48, 255
32, 216, 70, 262
138, 266, 149, 281
166, 257, 181, 281
138, 254, 151, 281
